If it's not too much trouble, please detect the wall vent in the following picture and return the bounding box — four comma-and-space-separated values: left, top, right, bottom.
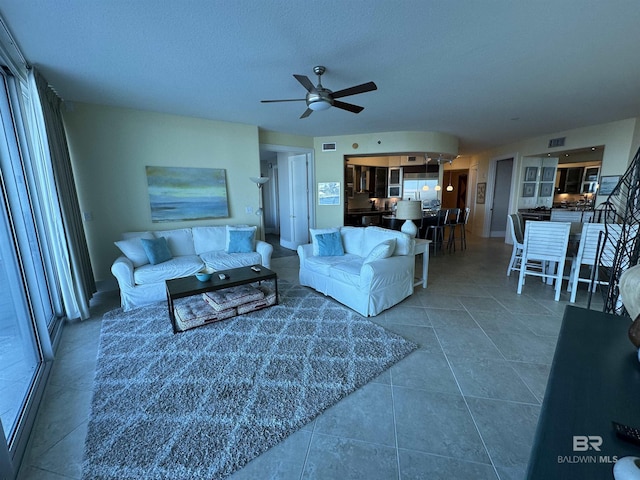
407, 156, 417, 162
322, 142, 337, 152
548, 137, 566, 148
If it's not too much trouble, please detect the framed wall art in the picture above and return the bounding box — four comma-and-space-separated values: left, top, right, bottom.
542, 167, 556, 182
539, 182, 554, 197
598, 175, 620, 196
525, 167, 538, 182
476, 182, 486, 204
318, 182, 341, 205
522, 182, 536, 198
145, 166, 229, 222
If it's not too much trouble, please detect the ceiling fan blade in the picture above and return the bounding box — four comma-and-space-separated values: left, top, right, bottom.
333, 100, 364, 114
331, 81, 377, 99
293, 74, 317, 93
261, 99, 306, 103
300, 108, 313, 119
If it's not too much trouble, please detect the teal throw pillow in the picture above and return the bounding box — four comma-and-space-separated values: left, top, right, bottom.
140, 237, 173, 265
227, 230, 255, 253
316, 231, 344, 256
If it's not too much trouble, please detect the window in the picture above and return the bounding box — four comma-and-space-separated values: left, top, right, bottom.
0, 70, 57, 464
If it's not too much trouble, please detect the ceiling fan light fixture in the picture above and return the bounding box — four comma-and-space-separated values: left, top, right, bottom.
308, 99, 332, 111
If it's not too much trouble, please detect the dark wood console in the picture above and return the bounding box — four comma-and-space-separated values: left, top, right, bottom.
526, 306, 640, 478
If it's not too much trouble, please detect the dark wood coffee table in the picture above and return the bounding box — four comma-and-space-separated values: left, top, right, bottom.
166, 265, 278, 333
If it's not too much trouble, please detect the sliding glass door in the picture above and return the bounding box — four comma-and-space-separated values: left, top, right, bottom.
0, 190, 42, 440
0, 69, 56, 470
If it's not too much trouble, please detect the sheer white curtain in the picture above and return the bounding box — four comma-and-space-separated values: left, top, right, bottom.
25, 68, 95, 320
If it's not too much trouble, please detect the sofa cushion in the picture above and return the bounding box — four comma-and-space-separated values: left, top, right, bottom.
340, 227, 365, 256
363, 226, 411, 256
331, 258, 364, 287
226, 228, 256, 253
140, 237, 173, 265
115, 232, 154, 267
316, 231, 344, 256
154, 228, 196, 256
304, 253, 359, 277
199, 250, 262, 270
134, 255, 204, 285
310, 227, 340, 256
192, 226, 227, 254
363, 239, 396, 264
122, 231, 155, 241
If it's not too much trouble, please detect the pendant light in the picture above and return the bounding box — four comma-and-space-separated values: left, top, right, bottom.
434, 155, 443, 191
422, 154, 430, 191
445, 158, 454, 192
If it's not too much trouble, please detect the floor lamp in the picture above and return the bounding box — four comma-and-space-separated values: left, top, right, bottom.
396, 200, 422, 237
250, 176, 269, 241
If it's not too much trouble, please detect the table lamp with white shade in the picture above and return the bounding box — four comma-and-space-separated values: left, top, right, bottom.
395, 200, 422, 237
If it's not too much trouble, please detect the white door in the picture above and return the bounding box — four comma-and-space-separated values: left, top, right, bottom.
278, 153, 310, 250
489, 158, 513, 237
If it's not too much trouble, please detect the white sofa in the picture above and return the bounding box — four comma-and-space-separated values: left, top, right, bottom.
112, 225, 273, 311
297, 226, 415, 317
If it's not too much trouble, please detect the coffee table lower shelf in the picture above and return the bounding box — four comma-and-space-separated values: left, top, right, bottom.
166, 266, 278, 333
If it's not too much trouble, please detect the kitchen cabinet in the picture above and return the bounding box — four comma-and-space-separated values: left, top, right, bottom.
556, 167, 584, 194
388, 167, 402, 198
373, 167, 387, 198
582, 167, 599, 193
346, 164, 354, 198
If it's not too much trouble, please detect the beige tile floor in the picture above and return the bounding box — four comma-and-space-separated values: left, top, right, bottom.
16, 233, 604, 480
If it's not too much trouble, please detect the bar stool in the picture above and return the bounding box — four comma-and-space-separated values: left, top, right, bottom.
446, 208, 461, 252
457, 207, 470, 250
425, 209, 448, 255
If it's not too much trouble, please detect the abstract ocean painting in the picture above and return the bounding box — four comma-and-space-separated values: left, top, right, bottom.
145, 166, 229, 222
318, 181, 341, 205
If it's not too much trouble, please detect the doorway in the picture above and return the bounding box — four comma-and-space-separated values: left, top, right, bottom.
489, 158, 513, 237
259, 144, 315, 252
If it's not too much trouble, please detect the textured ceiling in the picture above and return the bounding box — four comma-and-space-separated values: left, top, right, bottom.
1, 0, 640, 154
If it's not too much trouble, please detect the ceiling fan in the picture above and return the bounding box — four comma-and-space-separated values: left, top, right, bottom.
261, 65, 377, 119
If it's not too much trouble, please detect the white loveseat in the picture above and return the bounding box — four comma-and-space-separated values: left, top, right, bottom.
112, 225, 273, 311
297, 226, 415, 317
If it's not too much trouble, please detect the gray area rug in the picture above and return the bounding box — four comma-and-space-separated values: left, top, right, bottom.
82, 281, 417, 479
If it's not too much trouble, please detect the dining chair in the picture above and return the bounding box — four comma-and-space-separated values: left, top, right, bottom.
550, 209, 583, 222
517, 221, 571, 301
593, 202, 617, 223
507, 214, 524, 276
599, 223, 639, 280
581, 211, 595, 223
566, 223, 606, 303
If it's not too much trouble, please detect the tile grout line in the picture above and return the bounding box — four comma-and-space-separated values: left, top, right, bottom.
431, 304, 504, 480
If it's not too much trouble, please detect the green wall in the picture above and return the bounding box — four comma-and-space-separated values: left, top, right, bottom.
468, 117, 639, 236
64, 103, 262, 282
313, 131, 459, 228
